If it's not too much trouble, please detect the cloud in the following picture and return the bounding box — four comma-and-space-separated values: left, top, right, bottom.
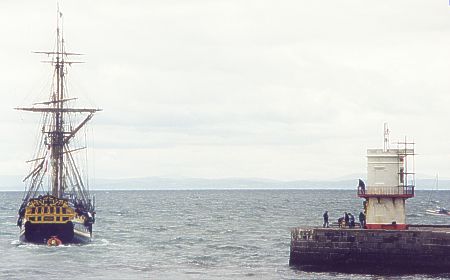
1, 1, 450, 180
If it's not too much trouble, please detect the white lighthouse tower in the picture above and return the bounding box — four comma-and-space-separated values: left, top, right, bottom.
358, 124, 415, 230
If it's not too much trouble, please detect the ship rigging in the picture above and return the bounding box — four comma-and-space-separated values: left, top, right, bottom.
16, 9, 101, 244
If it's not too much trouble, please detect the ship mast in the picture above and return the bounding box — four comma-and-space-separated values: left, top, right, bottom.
53, 9, 63, 197
16, 10, 101, 202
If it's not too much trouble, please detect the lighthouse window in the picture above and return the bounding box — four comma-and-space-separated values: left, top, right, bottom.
56, 207, 60, 214
37, 207, 41, 214
31, 207, 35, 214
44, 207, 49, 214
62, 208, 67, 214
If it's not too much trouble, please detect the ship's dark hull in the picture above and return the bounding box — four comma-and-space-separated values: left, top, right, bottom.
20, 221, 91, 244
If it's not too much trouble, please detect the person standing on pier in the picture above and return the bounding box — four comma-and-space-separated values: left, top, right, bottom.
349, 213, 355, 228
359, 212, 366, 228
323, 211, 329, 228
344, 212, 349, 227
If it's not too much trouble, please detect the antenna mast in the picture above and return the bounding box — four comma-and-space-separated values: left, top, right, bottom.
383, 122, 390, 152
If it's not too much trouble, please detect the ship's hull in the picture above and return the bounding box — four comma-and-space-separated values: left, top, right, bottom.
19, 220, 91, 244
17, 195, 94, 244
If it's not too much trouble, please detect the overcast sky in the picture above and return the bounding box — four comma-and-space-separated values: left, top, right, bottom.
0, 1, 449, 181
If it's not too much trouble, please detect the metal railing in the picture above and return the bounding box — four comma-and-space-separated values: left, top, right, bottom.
357, 185, 414, 197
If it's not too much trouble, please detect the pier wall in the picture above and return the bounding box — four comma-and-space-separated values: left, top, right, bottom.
290, 227, 450, 272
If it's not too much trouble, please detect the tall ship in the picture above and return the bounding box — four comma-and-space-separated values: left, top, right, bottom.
16, 10, 100, 244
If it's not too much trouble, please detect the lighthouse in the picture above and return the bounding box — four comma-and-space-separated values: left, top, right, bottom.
290, 124, 450, 272
358, 124, 415, 230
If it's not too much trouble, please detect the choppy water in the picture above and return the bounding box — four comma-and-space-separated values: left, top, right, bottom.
1, 189, 450, 279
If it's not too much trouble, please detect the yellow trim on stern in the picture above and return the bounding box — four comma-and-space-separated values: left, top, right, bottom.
25, 196, 75, 224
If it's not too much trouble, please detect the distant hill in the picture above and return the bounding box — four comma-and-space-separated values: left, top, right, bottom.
91, 177, 450, 191
0, 175, 447, 191
0, 175, 25, 191
92, 177, 360, 190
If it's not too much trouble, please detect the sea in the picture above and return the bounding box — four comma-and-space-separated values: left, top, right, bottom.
1, 189, 450, 280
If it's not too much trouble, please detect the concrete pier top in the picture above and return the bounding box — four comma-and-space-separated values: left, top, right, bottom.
408, 225, 450, 231
292, 224, 450, 234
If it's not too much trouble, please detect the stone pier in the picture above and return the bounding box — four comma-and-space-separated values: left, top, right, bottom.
290, 226, 450, 273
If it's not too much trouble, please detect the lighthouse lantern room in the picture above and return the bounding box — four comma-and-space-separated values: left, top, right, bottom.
358, 124, 415, 230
